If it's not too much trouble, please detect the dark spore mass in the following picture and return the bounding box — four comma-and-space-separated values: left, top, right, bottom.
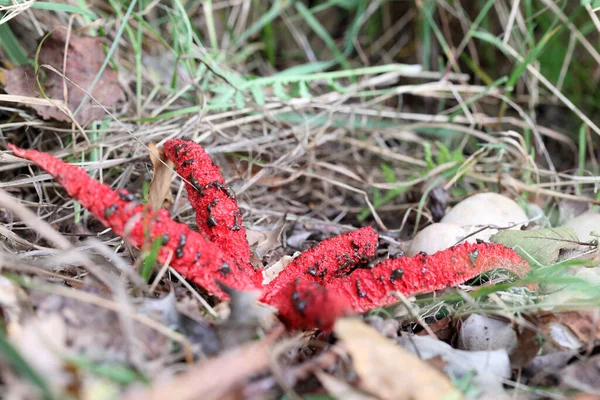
469, 249, 479, 267
306, 265, 318, 276
291, 280, 307, 315
231, 211, 241, 231
218, 263, 232, 276
176, 234, 187, 258
193, 251, 202, 263
173, 143, 187, 158
356, 280, 366, 297
118, 190, 136, 202
390, 268, 404, 283
206, 199, 219, 227
104, 204, 119, 218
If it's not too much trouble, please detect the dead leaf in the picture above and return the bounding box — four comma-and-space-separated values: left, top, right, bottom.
398, 335, 511, 396
2, 26, 123, 126
491, 227, 596, 266
124, 330, 281, 400
261, 253, 298, 285
538, 312, 600, 351
148, 142, 174, 210
562, 354, 600, 395
0, 275, 31, 336
416, 317, 453, 342
522, 351, 572, 387
334, 318, 462, 400
315, 370, 378, 400
248, 215, 287, 260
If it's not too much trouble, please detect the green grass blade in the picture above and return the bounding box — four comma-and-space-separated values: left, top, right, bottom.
0, 24, 28, 66
295, 1, 351, 70
507, 26, 560, 90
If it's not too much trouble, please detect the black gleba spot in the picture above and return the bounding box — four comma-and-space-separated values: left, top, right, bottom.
390, 268, 404, 283
175, 234, 187, 258
104, 204, 118, 218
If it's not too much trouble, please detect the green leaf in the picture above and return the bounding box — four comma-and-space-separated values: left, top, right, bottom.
490, 227, 590, 266
141, 236, 164, 281
211, 87, 236, 108
234, 91, 246, 109
275, 60, 336, 77
67, 356, 148, 384
380, 163, 396, 183
423, 142, 434, 169
298, 81, 311, 99
272, 81, 290, 100
250, 86, 265, 105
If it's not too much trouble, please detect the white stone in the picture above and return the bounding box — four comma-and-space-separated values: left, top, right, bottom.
458, 314, 518, 354
562, 211, 600, 242
406, 223, 472, 256
441, 192, 528, 238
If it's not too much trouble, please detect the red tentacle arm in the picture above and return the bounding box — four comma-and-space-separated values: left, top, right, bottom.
163, 139, 254, 274
259, 226, 379, 305
8, 144, 259, 298
266, 278, 349, 331
268, 242, 528, 330
330, 241, 530, 313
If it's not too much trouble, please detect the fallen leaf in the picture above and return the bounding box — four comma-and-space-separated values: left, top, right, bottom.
124, 331, 280, 400
315, 370, 378, 400
248, 215, 287, 260
334, 318, 462, 400
522, 351, 572, 387
0, 275, 30, 337
491, 227, 595, 266
2, 26, 123, 126
538, 312, 600, 351
261, 253, 298, 285
416, 317, 453, 342
10, 314, 70, 393
562, 354, 600, 395
147, 142, 174, 210
398, 335, 511, 396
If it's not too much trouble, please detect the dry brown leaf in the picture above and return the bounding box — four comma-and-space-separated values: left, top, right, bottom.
248, 215, 287, 260
261, 253, 298, 285
124, 330, 280, 400
562, 354, 600, 395
315, 370, 378, 400
535, 311, 600, 352
2, 26, 123, 126
148, 142, 174, 210
334, 318, 462, 400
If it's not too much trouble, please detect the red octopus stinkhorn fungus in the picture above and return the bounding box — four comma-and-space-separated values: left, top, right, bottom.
8, 141, 530, 331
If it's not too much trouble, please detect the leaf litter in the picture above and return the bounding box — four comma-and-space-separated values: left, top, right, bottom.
1, 26, 123, 126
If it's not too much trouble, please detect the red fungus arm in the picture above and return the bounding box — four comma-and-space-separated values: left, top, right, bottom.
259, 226, 378, 306
267, 278, 349, 331
8, 144, 260, 297
330, 242, 530, 313
163, 139, 254, 272
265, 241, 528, 330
